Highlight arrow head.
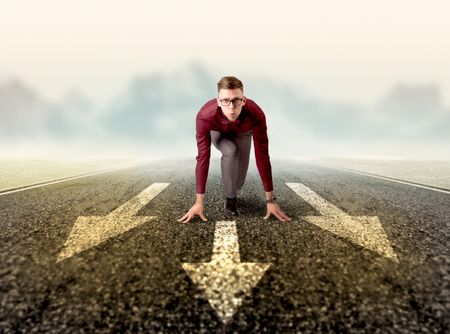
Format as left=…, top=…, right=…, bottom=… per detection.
left=304, top=215, right=398, bottom=262
left=57, top=215, right=155, bottom=262
left=182, top=261, right=271, bottom=323
left=57, top=182, right=169, bottom=262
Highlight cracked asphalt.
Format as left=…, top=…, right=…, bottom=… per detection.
left=0, top=159, right=449, bottom=333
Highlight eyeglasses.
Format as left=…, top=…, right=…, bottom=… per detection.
left=219, top=98, right=244, bottom=106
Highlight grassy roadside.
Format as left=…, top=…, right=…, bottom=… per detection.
left=0, top=158, right=140, bottom=191
left=316, top=158, right=450, bottom=190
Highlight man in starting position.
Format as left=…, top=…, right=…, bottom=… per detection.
left=178, top=76, right=291, bottom=223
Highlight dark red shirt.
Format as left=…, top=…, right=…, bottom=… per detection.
left=195, top=98, right=273, bottom=194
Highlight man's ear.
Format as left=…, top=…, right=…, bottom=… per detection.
left=242, top=96, right=247, bottom=106
left=217, top=97, right=221, bottom=105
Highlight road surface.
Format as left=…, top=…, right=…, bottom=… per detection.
left=0, top=159, right=448, bottom=333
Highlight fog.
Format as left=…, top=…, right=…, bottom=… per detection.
left=1, top=62, right=448, bottom=160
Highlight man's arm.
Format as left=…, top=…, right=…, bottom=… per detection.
left=265, top=191, right=275, bottom=201
left=178, top=117, right=211, bottom=224
left=251, top=103, right=291, bottom=221
left=195, top=193, right=205, bottom=205
left=252, top=108, right=274, bottom=193
left=195, top=117, right=212, bottom=194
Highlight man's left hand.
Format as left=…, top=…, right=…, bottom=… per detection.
left=263, top=203, right=292, bottom=222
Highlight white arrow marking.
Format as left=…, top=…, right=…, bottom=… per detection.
left=286, top=183, right=398, bottom=262
left=182, top=221, right=271, bottom=324
left=57, top=183, right=170, bottom=262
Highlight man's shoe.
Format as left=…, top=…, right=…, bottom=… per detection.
left=225, top=197, right=238, bottom=216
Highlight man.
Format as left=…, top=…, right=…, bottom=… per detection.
left=178, top=76, right=291, bottom=223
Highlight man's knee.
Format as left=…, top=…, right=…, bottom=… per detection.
left=221, top=142, right=239, bottom=159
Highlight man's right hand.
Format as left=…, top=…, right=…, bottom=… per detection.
left=177, top=202, right=208, bottom=224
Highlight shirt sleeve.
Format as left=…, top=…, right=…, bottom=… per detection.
left=252, top=109, right=274, bottom=192
left=195, top=117, right=211, bottom=194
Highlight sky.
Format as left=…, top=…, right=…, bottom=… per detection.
left=1, top=0, right=449, bottom=107
left=0, top=0, right=449, bottom=160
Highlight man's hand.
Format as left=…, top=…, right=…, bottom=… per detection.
left=177, top=202, right=208, bottom=224
left=263, top=203, right=292, bottom=222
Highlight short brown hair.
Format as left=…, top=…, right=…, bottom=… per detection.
left=217, top=76, right=244, bottom=92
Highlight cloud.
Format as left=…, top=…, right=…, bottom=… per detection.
left=1, top=62, right=449, bottom=159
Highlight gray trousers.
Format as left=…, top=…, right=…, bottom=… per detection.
left=210, top=130, right=252, bottom=198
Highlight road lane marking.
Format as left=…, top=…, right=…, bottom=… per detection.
left=320, top=164, right=450, bottom=195
left=182, top=221, right=271, bottom=324
left=286, top=183, right=399, bottom=262
left=57, top=183, right=170, bottom=262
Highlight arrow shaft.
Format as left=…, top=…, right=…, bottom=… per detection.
left=107, top=183, right=169, bottom=218
left=211, top=221, right=240, bottom=263
left=286, top=183, right=346, bottom=217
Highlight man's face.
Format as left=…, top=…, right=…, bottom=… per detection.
left=217, top=88, right=247, bottom=122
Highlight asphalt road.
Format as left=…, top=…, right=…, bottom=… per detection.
left=0, top=159, right=449, bottom=333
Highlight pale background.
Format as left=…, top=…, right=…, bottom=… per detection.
left=1, top=0, right=449, bottom=160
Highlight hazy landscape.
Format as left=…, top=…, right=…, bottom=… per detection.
left=1, top=62, right=449, bottom=160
